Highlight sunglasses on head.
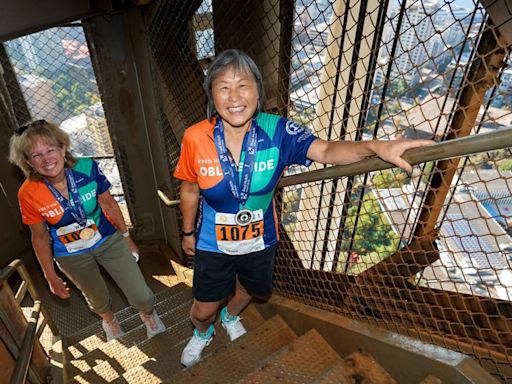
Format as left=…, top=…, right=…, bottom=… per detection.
left=15, top=119, right=46, bottom=136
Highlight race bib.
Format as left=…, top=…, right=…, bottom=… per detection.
left=215, top=209, right=265, bottom=255
left=56, top=219, right=102, bottom=253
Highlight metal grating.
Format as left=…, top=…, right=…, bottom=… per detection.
left=2, top=25, right=132, bottom=226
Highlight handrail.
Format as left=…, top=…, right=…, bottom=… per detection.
left=158, top=127, right=512, bottom=203
left=278, top=127, right=512, bottom=187
left=1, top=259, right=58, bottom=384
left=0, top=259, right=23, bottom=284
left=10, top=301, right=41, bottom=384
left=0, top=260, right=59, bottom=335
left=157, top=189, right=180, bottom=207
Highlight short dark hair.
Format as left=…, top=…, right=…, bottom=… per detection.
left=203, top=49, right=265, bottom=120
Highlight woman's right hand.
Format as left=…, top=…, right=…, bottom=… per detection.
left=47, top=275, right=71, bottom=299
left=182, top=235, right=196, bottom=256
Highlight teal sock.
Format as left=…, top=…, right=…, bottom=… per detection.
left=221, top=306, right=237, bottom=323
left=194, top=324, right=214, bottom=339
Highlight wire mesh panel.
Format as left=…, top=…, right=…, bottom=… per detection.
left=147, top=0, right=512, bottom=380
left=2, top=25, right=131, bottom=225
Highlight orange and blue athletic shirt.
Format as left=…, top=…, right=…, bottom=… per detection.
left=173, top=112, right=318, bottom=255
left=18, top=158, right=116, bottom=257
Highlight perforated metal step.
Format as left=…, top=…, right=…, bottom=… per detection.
left=65, top=283, right=190, bottom=347
left=64, top=284, right=192, bottom=382
left=313, top=349, right=397, bottom=384
left=236, top=328, right=342, bottom=384
left=113, top=304, right=267, bottom=384
left=68, top=298, right=193, bottom=382
left=164, top=315, right=297, bottom=384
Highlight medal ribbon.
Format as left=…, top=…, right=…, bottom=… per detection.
left=213, top=117, right=258, bottom=206
left=45, top=168, right=87, bottom=227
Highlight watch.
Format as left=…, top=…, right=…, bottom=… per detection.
left=122, top=231, right=130, bottom=238
left=182, top=230, right=195, bottom=237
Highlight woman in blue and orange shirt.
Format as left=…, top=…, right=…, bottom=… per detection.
left=174, top=49, right=433, bottom=367
left=9, top=120, right=166, bottom=341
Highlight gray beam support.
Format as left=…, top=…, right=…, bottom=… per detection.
left=83, top=8, right=168, bottom=242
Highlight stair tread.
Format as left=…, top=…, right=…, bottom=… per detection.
left=313, top=362, right=353, bottom=384
left=64, top=287, right=192, bottom=378
left=65, top=283, right=191, bottom=346
left=314, top=349, right=397, bottom=384
left=236, top=329, right=342, bottom=384
left=67, top=298, right=193, bottom=382
left=72, top=301, right=266, bottom=383
left=65, top=284, right=192, bottom=362
left=115, top=312, right=289, bottom=384
left=66, top=283, right=189, bottom=346
left=168, top=314, right=297, bottom=384
left=418, top=374, right=442, bottom=384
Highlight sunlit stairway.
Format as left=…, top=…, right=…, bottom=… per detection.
left=60, top=282, right=409, bottom=384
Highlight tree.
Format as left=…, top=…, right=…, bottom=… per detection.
left=372, top=169, right=409, bottom=188
left=421, top=161, right=435, bottom=184
left=341, top=194, right=399, bottom=256
left=498, top=159, right=512, bottom=172
left=53, top=73, right=95, bottom=117
left=388, top=79, right=408, bottom=98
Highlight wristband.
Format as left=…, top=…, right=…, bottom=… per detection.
left=182, top=230, right=195, bottom=237
left=122, top=231, right=130, bottom=238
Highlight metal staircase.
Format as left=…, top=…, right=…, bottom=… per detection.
left=60, top=283, right=460, bottom=384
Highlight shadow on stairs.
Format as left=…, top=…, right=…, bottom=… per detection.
left=55, top=283, right=495, bottom=384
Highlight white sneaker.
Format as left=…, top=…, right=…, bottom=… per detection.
left=220, top=307, right=247, bottom=341
left=140, top=309, right=166, bottom=339
left=102, top=317, right=125, bottom=341
left=180, top=326, right=214, bottom=367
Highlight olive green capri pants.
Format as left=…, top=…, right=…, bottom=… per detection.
left=54, top=231, right=155, bottom=315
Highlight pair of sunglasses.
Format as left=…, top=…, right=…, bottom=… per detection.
left=15, top=119, right=46, bottom=136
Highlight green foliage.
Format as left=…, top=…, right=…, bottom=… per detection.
left=421, top=161, right=435, bottom=184
left=53, top=73, right=95, bottom=116
left=389, top=79, right=408, bottom=98
left=341, top=193, right=400, bottom=258
left=372, top=169, right=409, bottom=188
left=289, top=108, right=315, bottom=126
left=498, top=159, right=512, bottom=171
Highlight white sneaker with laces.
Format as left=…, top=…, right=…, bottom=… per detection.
left=102, top=317, right=125, bottom=341
left=221, top=307, right=247, bottom=341
left=140, top=309, right=166, bottom=339
left=180, top=326, right=214, bottom=367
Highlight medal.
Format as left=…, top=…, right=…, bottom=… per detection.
left=79, top=227, right=95, bottom=240
left=213, top=117, right=258, bottom=206
left=45, top=168, right=87, bottom=227
left=235, top=209, right=253, bottom=226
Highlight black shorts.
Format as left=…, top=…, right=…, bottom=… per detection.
left=192, top=244, right=278, bottom=302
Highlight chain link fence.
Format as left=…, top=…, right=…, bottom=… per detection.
left=1, top=24, right=131, bottom=226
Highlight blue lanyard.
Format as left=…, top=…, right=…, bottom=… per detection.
left=44, top=168, right=87, bottom=227
left=213, top=117, right=258, bottom=206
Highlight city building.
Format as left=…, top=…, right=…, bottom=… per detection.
left=18, top=73, right=60, bottom=122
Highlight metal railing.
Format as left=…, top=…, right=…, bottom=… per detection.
left=158, top=127, right=512, bottom=204
left=0, top=259, right=59, bottom=384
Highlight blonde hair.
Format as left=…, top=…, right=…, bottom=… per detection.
left=9, top=120, right=77, bottom=180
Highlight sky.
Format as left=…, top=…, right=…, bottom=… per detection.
left=449, top=0, right=479, bottom=8
left=393, top=0, right=479, bottom=8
